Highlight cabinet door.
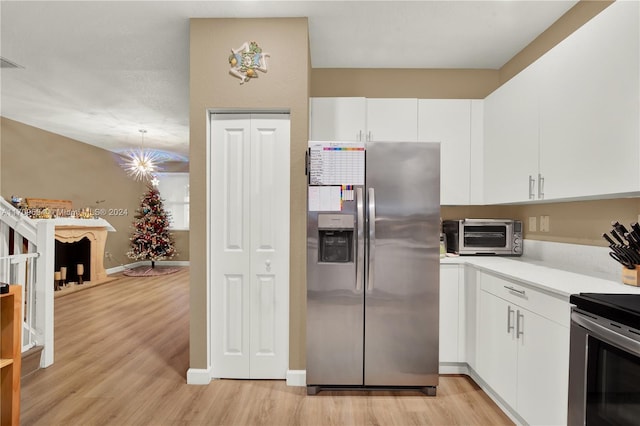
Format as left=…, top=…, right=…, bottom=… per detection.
left=483, top=63, right=541, bottom=204
left=469, top=100, right=484, bottom=205
left=538, top=1, right=640, bottom=200
left=463, top=266, right=479, bottom=368
left=439, top=264, right=460, bottom=363
left=366, top=98, right=418, bottom=142
left=477, top=290, right=517, bottom=408
left=309, top=97, right=366, bottom=141
left=516, top=308, right=570, bottom=426
left=419, top=99, right=471, bottom=205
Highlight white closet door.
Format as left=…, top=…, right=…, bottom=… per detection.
left=210, top=113, right=290, bottom=379
left=249, top=114, right=290, bottom=379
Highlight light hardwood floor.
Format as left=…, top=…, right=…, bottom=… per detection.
left=21, top=268, right=513, bottom=425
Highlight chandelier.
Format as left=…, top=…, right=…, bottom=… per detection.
left=123, top=129, right=160, bottom=181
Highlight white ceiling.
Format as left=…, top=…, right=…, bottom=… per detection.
left=0, top=0, right=578, bottom=162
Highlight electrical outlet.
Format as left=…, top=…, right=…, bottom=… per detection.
left=529, top=216, right=537, bottom=232
left=540, top=215, right=550, bottom=232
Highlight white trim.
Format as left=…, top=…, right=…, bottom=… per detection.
left=286, top=370, right=306, bottom=387
left=106, top=261, right=146, bottom=275
left=204, top=109, right=212, bottom=384
left=187, top=367, right=212, bottom=385
left=106, top=260, right=190, bottom=275
left=466, top=366, right=526, bottom=425
left=438, top=363, right=469, bottom=375
left=35, top=221, right=55, bottom=367
left=154, top=260, right=190, bottom=267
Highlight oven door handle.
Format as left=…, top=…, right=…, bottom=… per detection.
left=572, top=311, right=640, bottom=357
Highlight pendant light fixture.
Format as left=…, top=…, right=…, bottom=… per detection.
left=123, top=129, right=160, bottom=181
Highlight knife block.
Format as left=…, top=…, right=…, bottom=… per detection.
left=621, top=266, right=640, bottom=286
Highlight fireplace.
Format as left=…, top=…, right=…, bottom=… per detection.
left=54, top=225, right=109, bottom=283
left=55, top=238, right=91, bottom=283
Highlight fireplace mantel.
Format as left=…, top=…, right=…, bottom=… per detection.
left=35, top=218, right=115, bottom=283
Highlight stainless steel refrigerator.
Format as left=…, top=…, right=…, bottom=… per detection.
left=306, top=140, right=440, bottom=395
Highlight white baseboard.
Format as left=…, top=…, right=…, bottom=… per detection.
left=188, top=368, right=303, bottom=386
left=106, top=261, right=145, bottom=275
left=106, top=260, right=190, bottom=275
left=187, top=367, right=212, bottom=385
left=156, top=260, right=190, bottom=266
left=439, top=363, right=469, bottom=375
left=466, top=366, right=525, bottom=425
left=286, top=370, right=306, bottom=387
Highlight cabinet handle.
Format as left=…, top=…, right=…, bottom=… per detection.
left=538, top=173, right=545, bottom=200
left=516, top=310, right=524, bottom=338
left=368, top=131, right=372, bottom=142
left=504, top=285, right=526, bottom=296
left=507, top=305, right=514, bottom=334
left=358, top=130, right=363, bottom=141
left=528, top=175, right=536, bottom=200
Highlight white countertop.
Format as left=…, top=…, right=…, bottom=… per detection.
left=441, top=255, right=640, bottom=299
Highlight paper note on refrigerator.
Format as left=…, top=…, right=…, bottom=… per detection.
left=308, top=186, right=342, bottom=211
left=308, top=142, right=365, bottom=186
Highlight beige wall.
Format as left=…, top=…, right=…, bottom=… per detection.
left=499, top=0, right=613, bottom=85
left=311, top=69, right=499, bottom=99
left=189, top=18, right=309, bottom=370
left=311, top=0, right=612, bottom=99
left=0, top=117, right=190, bottom=267
left=515, top=199, right=640, bottom=246
left=444, top=198, right=640, bottom=247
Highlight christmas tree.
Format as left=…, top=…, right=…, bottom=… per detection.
left=127, top=185, right=176, bottom=267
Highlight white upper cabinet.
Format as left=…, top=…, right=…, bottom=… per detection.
left=309, top=97, right=418, bottom=142
left=366, top=98, right=418, bottom=142
left=469, top=101, right=484, bottom=205
left=538, top=0, right=640, bottom=200
left=309, top=97, right=366, bottom=141
left=419, top=99, right=474, bottom=205
left=309, top=97, right=482, bottom=205
left=483, top=0, right=639, bottom=204
left=483, top=61, right=541, bottom=204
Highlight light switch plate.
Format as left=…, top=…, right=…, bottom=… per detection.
left=529, top=216, right=537, bottom=232
left=540, top=215, right=550, bottom=232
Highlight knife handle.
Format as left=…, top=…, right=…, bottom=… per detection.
left=603, top=233, right=617, bottom=246
left=625, top=232, right=640, bottom=248
left=611, top=230, right=625, bottom=245
left=613, top=221, right=630, bottom=236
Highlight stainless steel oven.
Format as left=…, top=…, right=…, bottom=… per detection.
left=568, top=293, right=640, bottom=425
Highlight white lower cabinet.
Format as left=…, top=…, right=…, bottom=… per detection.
left=477, top=290, right=518, bottom=406
left=439, top=264, right=463, bottom=366
left=476, top=271, right=570, bottom=426
left=516, top=305, right=570, bottom=426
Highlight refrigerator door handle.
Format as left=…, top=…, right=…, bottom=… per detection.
left=367, top=187, right=376, bottom=292
left=356, top=187, right=364, bottom=292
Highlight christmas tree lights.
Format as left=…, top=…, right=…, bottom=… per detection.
left=127, top=185, right=176, bottom=267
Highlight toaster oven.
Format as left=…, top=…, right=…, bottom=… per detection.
left=442, top=219, right=523, bottom=256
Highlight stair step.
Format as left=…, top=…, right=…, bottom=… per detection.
left=21, top=345, right=43, bottom=378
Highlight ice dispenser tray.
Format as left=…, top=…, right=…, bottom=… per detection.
left=318, top=214, right=354, bottom=263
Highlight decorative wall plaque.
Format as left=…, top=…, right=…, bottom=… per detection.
left=228, top=41, right=270, bottom=84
